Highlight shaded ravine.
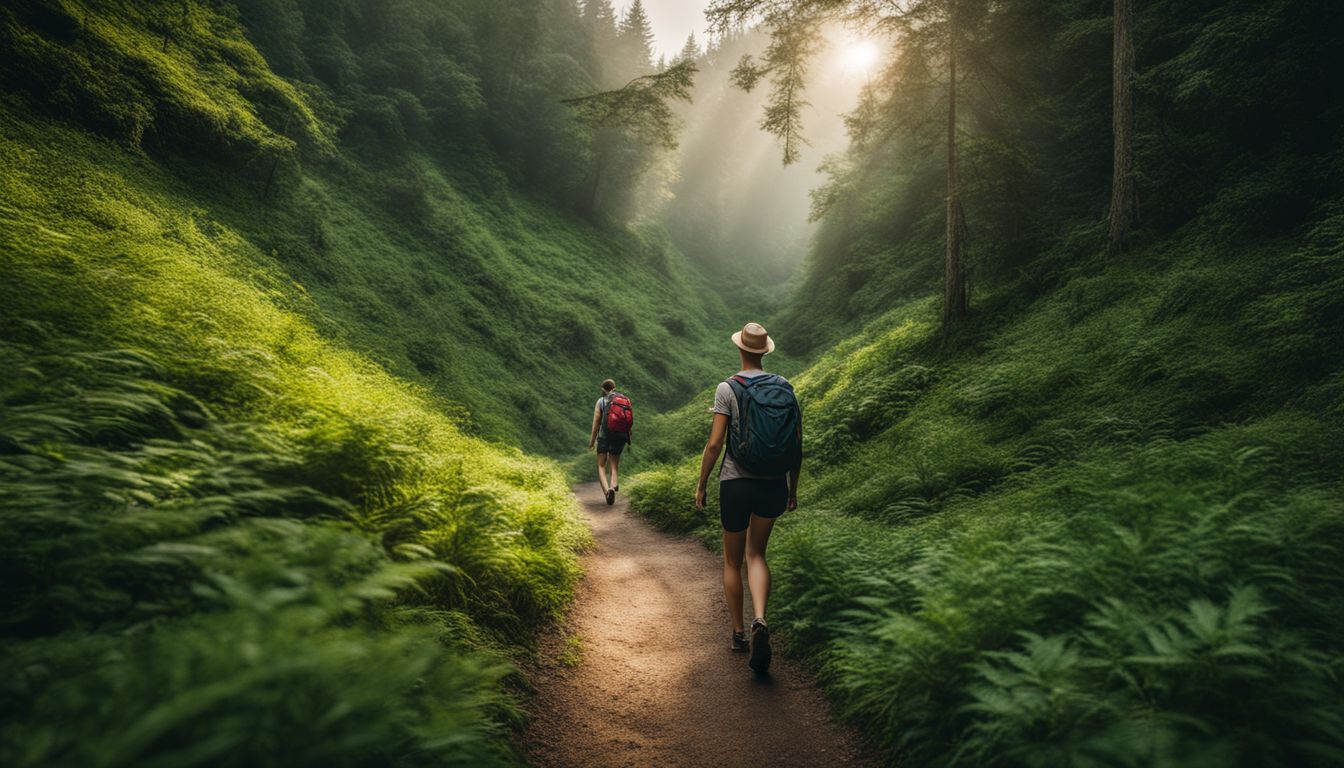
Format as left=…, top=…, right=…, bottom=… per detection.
left=524, top=483, right=869, bottom=768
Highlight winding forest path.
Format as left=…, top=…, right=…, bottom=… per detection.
left=524, top=483, right=869, bottom=768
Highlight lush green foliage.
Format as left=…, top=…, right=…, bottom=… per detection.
left=0, top=235, right=584, bottom=767
left=6, top=0, right=1344, bottom=765
left=1, top=0, right=736, bottom=455
left=0, top=0, right=728, bottom=763
left=0, top=341, right=542, bottom=768
left=628, top=2, right=1344, bottom=763
left=632, top=226, right=1344, bottom=764
left=0, top=0, right=331, bottom=157
left=0, top=96, right=602, bottom=756
left=625, top=458, right=718, bottom=545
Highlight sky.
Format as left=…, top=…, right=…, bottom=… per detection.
left=636, top=0, right=714, bottom=61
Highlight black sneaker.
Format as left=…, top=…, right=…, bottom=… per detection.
left=731, top=630, right=749, bottom=653
left=748, top=619, right=772, bottom=673
left=605, top=488, right=615, bottom=505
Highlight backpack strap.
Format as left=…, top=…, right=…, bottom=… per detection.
left=732, top=373, right=781, bottom=388
left=723, top=376, right=757, bottom=466
left=617, top=392, right=632, bottom=445
left=720, top=378, right=742, bottom=472
left=726, top=376, right=748, bottom=416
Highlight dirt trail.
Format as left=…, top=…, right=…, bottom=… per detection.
left=524, top=483, right=869, bottom=768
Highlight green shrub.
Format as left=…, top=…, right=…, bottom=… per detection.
left=625, top=458, right=719, bottom=540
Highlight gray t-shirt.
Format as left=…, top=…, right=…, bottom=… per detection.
left=713, top=370, right=789, bottom=481
left=595, top=395, right=609, bottom=438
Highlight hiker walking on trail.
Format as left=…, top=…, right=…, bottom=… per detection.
left=589, top=378, right=633, bottom=506
left=695, top=322, right=803, bottom=674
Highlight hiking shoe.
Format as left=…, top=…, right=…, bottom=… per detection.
left=605, top=488, right=615, bottom=506
left=748, top=619, right=772, bottom=673
left=731, top=630, right=749, bottom=653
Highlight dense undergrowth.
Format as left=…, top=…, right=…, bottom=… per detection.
left=0, top=109, right=598, bottom=760
left=0, top=0, right=723, bottom=764
left=0, top=212, right=587, bottom=767
left=629, top=222, right=1344, bottom=765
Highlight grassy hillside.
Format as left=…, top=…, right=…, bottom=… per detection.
left=1, top=104, right=589, bottom=764
left=0, top=0, right=734, bottom=455
left=0, top=1, right=727, bottom=764
left=160, top=139, right=730, bottom=455
left=628, top=223, right=1344, bottom=763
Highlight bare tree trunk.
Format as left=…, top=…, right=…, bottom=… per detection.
left=942, top=0, right=967, bottom=328
left=1108, top=0, right=1136, bottom=254
left=585, top=147, right=607, bottom=216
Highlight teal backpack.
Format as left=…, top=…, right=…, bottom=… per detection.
left=725, top=374, right=802, bottom=476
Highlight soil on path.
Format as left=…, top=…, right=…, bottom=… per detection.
left=524, top=483, right=869, bottom=768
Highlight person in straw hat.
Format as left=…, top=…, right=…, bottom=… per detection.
left=695, top=322, right=802, bottom=674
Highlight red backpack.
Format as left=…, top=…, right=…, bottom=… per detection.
left=604, top=392, right=634, bottom=434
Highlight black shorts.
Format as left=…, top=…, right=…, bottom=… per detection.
left=719, top=477, right=788, bottom=533
left=597, top=432, right=627, bottom=456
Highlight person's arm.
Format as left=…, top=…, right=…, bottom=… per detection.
left=588, top=402, right=601, bottom=450
left=695, top=413, right=729, bottom=510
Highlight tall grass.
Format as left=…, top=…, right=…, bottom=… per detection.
left=0, top=326, right=587, bottom=766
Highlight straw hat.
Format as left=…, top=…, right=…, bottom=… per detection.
left=731, top=322, right=775, bottom=355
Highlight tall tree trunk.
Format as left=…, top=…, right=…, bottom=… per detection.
left=942, top=0, right=967, bottom=327
left=1108, top=0, right=1136, bottom=254
left=585, top=147, right=607, bottom=217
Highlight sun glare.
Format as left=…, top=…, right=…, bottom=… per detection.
left=842, top=40, right=881, bottom=74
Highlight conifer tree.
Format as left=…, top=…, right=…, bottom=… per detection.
left=581, top=0, right=617, bottom=33
left=582, top=0, right=621, bottom=85
left=618, top=0, right=656, bottom=75
left=679, top=31, right=701, bottom=63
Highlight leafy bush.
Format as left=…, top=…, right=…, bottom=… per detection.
left=625, top=458, right=719, bottom=540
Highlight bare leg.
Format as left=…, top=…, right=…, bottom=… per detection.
left=609, top=453, right=621, bottom=490
left=596, top=453, right=609, bottom=493
left=722, top=529, right=747, bottom=633
left=745, top=515, right=777, bottom=623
